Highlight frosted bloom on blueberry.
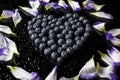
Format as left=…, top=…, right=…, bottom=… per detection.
left=7, top=66, right=41, bottom=80
left=82, top=0, right=104, bottom=11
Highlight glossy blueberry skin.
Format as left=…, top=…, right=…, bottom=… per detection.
left=30, top=33, right=38, bottom=40
left=51, top=44, right=58, bottom=51
left=58, top=39, right=65, bottom=46
left=62, top=44, right=68, bottom=50
left=66, top=47, right=74, bottom=54
left=51, top=52, right=59, bottom=60
left=66, top=39, right=74, bottom=46
left=35, top=28, right=41, bottom=33
left=39, top=43, right=46, bottom=52
left=44, top=48, right=51, bottom=55
left=47, top=39, right=55, bottom=47
left=61, top=51, right=68, bottom=58
left=57, top=47, right=64, bottom=53
left=34, top=38, right=42, bottom=47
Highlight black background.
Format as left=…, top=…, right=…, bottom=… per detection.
left=0, top=0, right=120, bottom=80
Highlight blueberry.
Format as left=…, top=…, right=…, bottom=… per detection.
left=47, top=39, right=55, bottom=46
left=57, top=47, right=63, bottom=53
left=79, top=16, right=84, bottom=21
left=66, top=25, right=71, bottom=30
left=51, top=18, right=57, bottom=23
left=73, top=44, right=79, bottom=50
left=62, top=44, right=68, bottom=50
left=39, top=43, right=46, bottom=52
left=51, top=52, right=59, bottom=60
left=44, top=48, right=51, bottom=55
left=41, top=28, right=47, bottom=35
left=51, top=23, right=55, bottom=28
left=74, top=31, right=81, bottom=36
left=73, top=13, right=79, bottom=18
left=72, top=24, right=77, bottom=30
left=49, top=33, right=56, bottom=39
left=74, top=19, right=79, bottom=23
left=46, top=25, right=51, bottom=30
left=76, top=22, right=82, bottom=27
left=83, top=19, right=89, bottom=25
left=68, top=17, right=73, bottom=22
left=48, top=15, right=53, bottom=20
left=31, top=33, right=38, bottom=40
left=42, top=36, right=48, bottom=43
left=43, top=14, right=48, bottom=18
left=29, top=29, right=35, bottom=35
left=37, top=15, right=42, bottom=19
left=61, top=51, right=68, bottom=58
left=84, top=32, right=90, bottom=40
left=68, top=31, right=74, bottom=35
left=57, top=34, right=63, bottom=39
left=62, top=16, right=65, bottom=19
left=28, top=21, right=33, bottom=26
left=33, top=23, right=38, bottom=29
left=74, top=36, right=81, bottom=41
left=66, top=47, right=74, bottom=54
left=32, top=18, right=37, bottom=23
left=35, top=28, right=41, bottom=33
left=49, top=29, right=55, bottom=34
left=76, top=40, right=83, bottom=47
left=34, top=38, right=42, bottom=46
left=54, top=27, right=60, bottom=32
left=57, top=57, right=63, bottom=63
left=39, top=33, right=44, bottom=38
left=64, top=21, right=69, bottom=26
left=66, top=39, right=74, bottom=46
left=48, top=21, right=52, bottom=25
left=41, top=22, right=47, bottom=28
left=66, top=13, right=72, bottom=18
left=70, top=21, right=75, bottom=24
left=58, top=39, right=65, bottom=46
left=77, top=27, right=84, bottom=33
left=62, top=29, right=68, bottom=35
left=51, top=44, right=58, bottom=51
left=36, top=20, right=41, bottom=25
left=27, top=25, right=33, bottom=30
left=60, top=25, right=65, bottom=29
left=85, top=24, right=92, bottom=32
left=65, top=34, right=72, bottom=39
left=56, top=21, right=61, bottom=25
left=81, top=36, right=84, bottom=41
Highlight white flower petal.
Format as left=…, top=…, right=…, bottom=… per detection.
left=0, top=25, right=15, bottom=35
left=0, top=10, right=14, bottom=19
left=82, top=0, right=104, bottom=11
left=68, top=0, right=81, bottom=11
left=59, top=76, right=79, bottom=80
left=19, top=6, right=38, bottom=16
left=93, top=22, right=106, bottom=32
left=40, top=0, right=50, bottom=4
left=0, top=34, right=7, bottom=48
left=45, top=66, right=57, bottom=80
left=107, top=47, right=120, bottom=63
left=29, top=0, right=40, bottom=9
left=12, top=9, right=22, bottom=27
left=108, top=29, right=120, bottom=37
left=90, top=11, right=113, bottom=20
left=79, top=57, right=96, bottom=79
left=5, top=37, right=19, bottom=55
left=96, top=63, right=115, bottom=80
left=7, top=66, right=31, bottom=79
left=111, top=37, right=120, bottom=46
left=58, top=0, right=69, bottom=9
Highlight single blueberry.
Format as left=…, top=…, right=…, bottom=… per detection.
left=51, top=52, right=59, bottom=60
left=44, top=48, right=51, bottom=55
left=39, top=43, right=46, bottom=52
left=30, top=33, right=38, bottom=40
left=35, top=28, right=41, bottom=33
left=51, top=44, right=58, bottom=51
left=61, top=51, right=68, bottom=58
left=42, top=36, right=48, bottom=43
left=47, top=39, right=55, bottom=46
left=58, top=39, right=65, bottom=46
left=34, top=38, right=42, bottom=47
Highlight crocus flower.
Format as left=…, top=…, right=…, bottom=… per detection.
left=45, top=66, right=57, bottom=80
left=67, top=0, right=81, bottom=11
left=0, top=9, right=22, bottom=27
left=0, top=34, right=19, bottom=61
left=19, top=0, right=40, bottom=16
left=82, top=0, right=104, bottom=11
left=7, top=65, right=41, bottom=80
left=90, top=11, right=113, bottom=20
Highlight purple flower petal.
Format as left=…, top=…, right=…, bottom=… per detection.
left=0, top=10, right=14, bottom=19
left=39, top=0, right=50, bottom=5
left=105, top=32, right=114, bottom=41
left=90, top=11, right=113, bottom=20
left=108, top=29, right=120, bottom=37
left=27, top=72, right=41, bottom=80
left=45, top=2, right=61, bottom=10
left=0, top=47, right=8, bottom=56
left=93, top=22, right=106, bottom=32
left=12, top=9, right=22, bottom=27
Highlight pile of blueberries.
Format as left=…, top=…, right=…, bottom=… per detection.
left=27, top=13, right=92, bottom=64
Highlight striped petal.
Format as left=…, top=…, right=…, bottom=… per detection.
left=108, top=29, right=120, bottom=37
left=59, top=76, right=79, bottom=80
left=45, top=66, right=57, bottom=80
left=0, top=10, right=14, bottom=19
left=58, top=0, right=69, bottom=9
left=7, top=66, right=31, bottom=79
left=93, top=22, right=106, bottom=32
left=0, top=25, right=15, bottom=35
left=79, top=57, right=97, bottom=79
left=82, top=0, right=104, bottom=11
left=29, top=0, right=40, bottom=9
left=68, top=0, right=81, bottom=11
left=90, top=12, right=113, bottom=20
left=12, top=9, right=22, bottom=27
left=19, top=6, right=38, bottom=16
left=107, top=47, right=120, bottom=64
left=96, top=63, right=116, bottom=80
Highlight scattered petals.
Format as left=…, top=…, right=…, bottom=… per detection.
left=90, top=11, right=113, bottom=20
left=0, top=25, right=15, bottom=35
left=93, top=22, right=106, bottom=32
left=12, top=9, right=22, bottom=27
left=0, top=10, right=14, bottom=19
left=108, top=29, right=120, bottom=37
left=82, top=0, right=104, bottom=11
left=107, top=47, right=120, bottom=64
left=58, top=0, right=69, bottom=9
left=45, top=66, right=57, bottom=80
left=68, top=0, right=81, bottom=11
left=79, top=57, right=97, bottom=79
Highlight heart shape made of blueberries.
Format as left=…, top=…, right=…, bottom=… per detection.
left=27, top=13, right=92, bottom=64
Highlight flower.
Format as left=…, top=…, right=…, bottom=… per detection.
left=7, top=65, right=41, bottom=80
left=0, top=9, right=22, bottom=27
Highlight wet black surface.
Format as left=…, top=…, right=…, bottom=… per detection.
left=0, top=0, right=120, bottom=80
